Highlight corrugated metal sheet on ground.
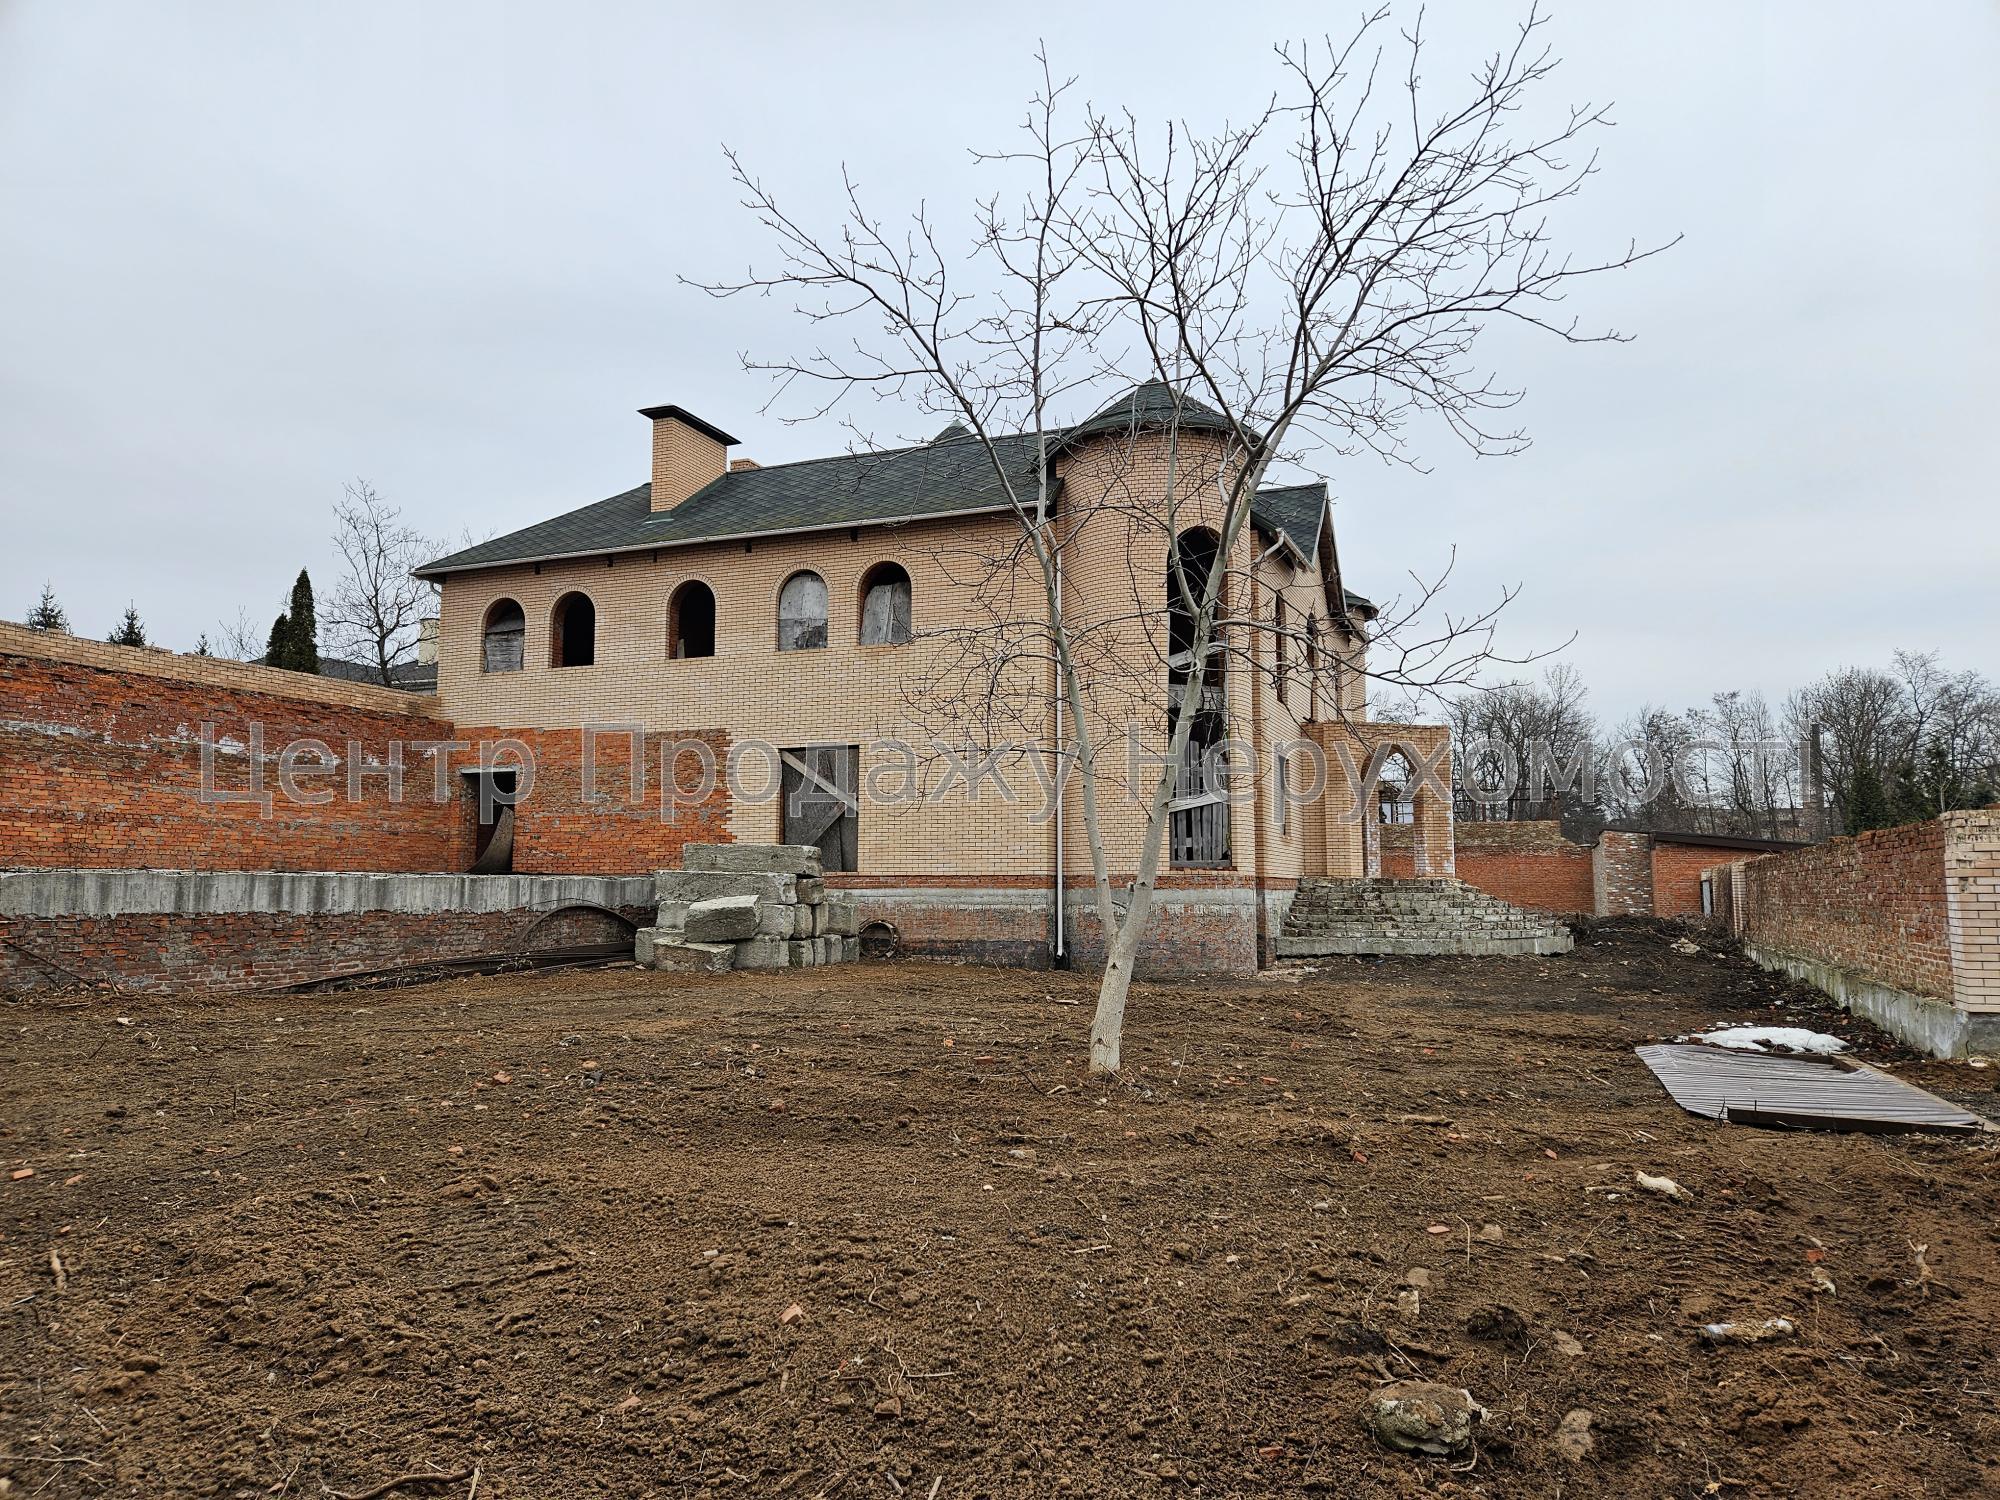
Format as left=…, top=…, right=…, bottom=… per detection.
left=1636, top=1043, right=1989, bottom=1136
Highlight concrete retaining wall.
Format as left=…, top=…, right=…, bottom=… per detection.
left=1743, top=941, right=1999, bottom=1060
left=0, top=869, right=654, bottom=997
left=829, top=879, right=1266, bottom=976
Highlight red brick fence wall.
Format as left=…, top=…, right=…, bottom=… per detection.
left=1731, top=821, right=1953, bottom=999
left=1705, top=810, right=2000, bottom=1058
left=1383, top=821, right=1594, bottom=913
left=0, top=624, right=730, bottom=877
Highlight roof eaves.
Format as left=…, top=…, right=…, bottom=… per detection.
left=413, top=502, right=1024, bottom=579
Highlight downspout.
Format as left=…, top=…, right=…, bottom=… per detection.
left=1052, top=553, right=1066, bottom=965
left=1249, top=552, right=1269, bottom=967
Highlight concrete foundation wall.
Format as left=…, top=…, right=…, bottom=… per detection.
left=831, top=877, right=1266, bottom=976
left=1742, top=941, right=1999, bottom=1060
left=0, top=870, right=654, bottom=997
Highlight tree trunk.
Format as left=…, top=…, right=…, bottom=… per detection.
left=1088, top=887, right=1154, bottom=1075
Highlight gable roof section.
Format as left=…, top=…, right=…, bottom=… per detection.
left=1249, top=481, right=1324, bottom=560
left=1248, top=481, right=1373, bottom=618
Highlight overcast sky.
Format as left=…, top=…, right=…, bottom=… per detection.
left=2, top=1, right=1994, bottom=725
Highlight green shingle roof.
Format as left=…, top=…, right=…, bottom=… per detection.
left=1059, top=379, right=1239, bottom=446
left=415, top=384, right=1346, bottom=587
left=417, top=429, right=1052, bottom=578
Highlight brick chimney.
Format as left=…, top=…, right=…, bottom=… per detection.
left=639, top=405, right=739, bottom=512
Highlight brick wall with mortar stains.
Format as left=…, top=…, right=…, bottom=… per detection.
left=0, top=628, right=733, bottom=879
left=1728, top=820, right=1953, bottom=999
left=0, top=627, right=467, bottom=872
left=1592, top=831, right=1654, bottom=918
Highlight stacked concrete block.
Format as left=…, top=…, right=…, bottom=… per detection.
left=635, top=845, right=861, bottom=971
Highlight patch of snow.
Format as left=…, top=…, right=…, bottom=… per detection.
left=1692, top=1025, right=1850, bottom=1056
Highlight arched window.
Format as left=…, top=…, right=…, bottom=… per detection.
left=481, top=599, right=525, bottom=673
left=858, top=562, right=912, bottom=645
left=777, top=571, right=828, bottom=651
left=668, top=580, right=716, bottom=659
left=1166, top=528, right=1221, bottom=663
left=1167, top=528, right=1229, bottom=867
left=550, top=592, right=596, bottom=668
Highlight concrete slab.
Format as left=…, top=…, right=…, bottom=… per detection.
left=684, top=894, right=761, bottom=943
left=654, top=871, right=799, bottom=907
left=648, top=940, right=736, bottom=974
left=684, top=844, right=823, bottom=877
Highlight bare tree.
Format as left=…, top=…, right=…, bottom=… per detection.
left=1405, top=664, right=1597, bottom=825
left=325, top=480, right=440, bottom=687
left=699, top=6, right=1666, bottom=1073
left=1787, top=666, right=1908, bottom=832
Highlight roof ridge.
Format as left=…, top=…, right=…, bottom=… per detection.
left=670, top=427, right=1043, bottom=486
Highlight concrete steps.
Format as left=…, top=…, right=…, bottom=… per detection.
left=1276, top=878, right=1573, bottom=958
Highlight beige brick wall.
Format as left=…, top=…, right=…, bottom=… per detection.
left=1944, top=807, right=2000, bottom=1013
left=435, top=511, right=1064, bottom=877
left=648, top=414, right=729, bottom=511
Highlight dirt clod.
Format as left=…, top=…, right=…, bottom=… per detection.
left=1367, top=1380, right=1484, bottom=1457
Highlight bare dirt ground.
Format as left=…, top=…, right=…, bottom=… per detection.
left=3, top=920, right=1998, bottom=1499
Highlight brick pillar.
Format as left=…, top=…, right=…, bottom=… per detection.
left=1592, top=831, right=1654, bottom=917
left=1943, top=808, right=2000, bottom=1015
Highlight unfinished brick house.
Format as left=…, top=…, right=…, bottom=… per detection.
left=1, top=383, right=1572, bottom=995
left=411, top=383, right=1535, bottom=972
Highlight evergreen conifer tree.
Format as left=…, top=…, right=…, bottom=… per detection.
left=286, top=570, right=319, bottom=674
left=108, top=603, right=147, bottom=648
left=25, top=583, right=67, bottom=632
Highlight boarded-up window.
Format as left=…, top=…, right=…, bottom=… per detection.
left=780, top=745, right=858, bottom=872
left=482, top=599, right=525, bottom=673
left=859, top=563, right=912, bottom=645
left=777, top=572, right=828, bottom=651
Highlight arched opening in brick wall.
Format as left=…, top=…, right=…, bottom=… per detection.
left=858, top=562, right=912, bottom=645
left=550, top=592, right=597, bottom=668
left=777, top=571, right=828, bottom=651
left=667, top=580, right=716, bottom=659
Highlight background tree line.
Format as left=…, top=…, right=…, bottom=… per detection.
left=1400, top=651, right=1999, bottom=841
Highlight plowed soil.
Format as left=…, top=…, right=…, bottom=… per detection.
left=3, top=920, right=1997, bottom=1498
